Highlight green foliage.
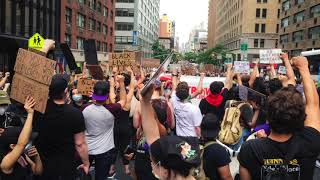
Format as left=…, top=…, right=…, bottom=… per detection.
left=152, top=41, right=170, bottom=62
left=184, top=52, right=197, bottom=61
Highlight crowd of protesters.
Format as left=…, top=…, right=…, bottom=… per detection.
left=0, top=39, right=320, bottom=180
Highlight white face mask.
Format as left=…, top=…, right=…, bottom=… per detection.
left=0, top=106, right=8, bottom=115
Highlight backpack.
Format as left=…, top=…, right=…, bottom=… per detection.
left=218, top=101, right=247, bottom=145
left=192, top=141, right=217, bottom=180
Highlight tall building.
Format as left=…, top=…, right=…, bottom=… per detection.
left=207, top=0, right=217, bottom=49
left=159, top=14, right=175, bottom=38
left=114, top=0, right=160, bottom=58
left=0, top=0, right=60, bottom=72
left=208, top=0, right=280, bottom=60
left=186, top=23, right=207, bottom=52
left=60, top=0, right=115, bottom=53
left=279, top=0, right=320, bottom=57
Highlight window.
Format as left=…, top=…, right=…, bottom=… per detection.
left=293, top=30, right=303, bottom=42
left=116, top=8, right=134, bottom=17
left=78, top=0, right=86, bottom=5
left=254, top=39, right=259, bottom=47
left=256, top=9, right=261, bottom=18
left=89, top=18, right=95, bottom=30
left=291, top=50, right=302, bottom=57
left=109, top=44, right=113, bottom=52
left=281, top=17, right=289, bottom=28
left=308, top=26, right=320, bottom=40
left=257, top=0, right=261, bottom=3
left=276, top=24, right=279, bottom=33
left=278, top=9, right=280, bottom=18
left=97, top=41, right=101, bottom=51
left=103, top=7, right=108, bottom=17
left=280, top=34, right=289, bottom=44
left=263, top=0, right=267, bottom=2
left=310, top=4, right=320, bottom=18
left=110, top=27, right=113, bottom=36
left=260, top=39, right=265, bottom=48
left=97, top=2, right=102, bottom=13
left=77, top=13, right=85, bottom=28
left=255, top=24, right=259, bottom=32
left=65, top=34, right=71, bottom=47
left=77, top=37, right=84, bottom=49
left=115, top=22, right=134, bottom=31
left=65, top=8, right=72, bottom=24
left=116, top=0, right=134, bottom=2
left=282, top=0, right=290, bottom=11
left=103, top=25, right=108, bottom=35
left=262, top=9, right=267, bottom=18
left=261, top=24, right=266, bottom=33
left=88, top=0, right=96, bottom=9
left=294, top=11, right=305, bottom=23
left=97, top=22, right=101, bottom=32
left=103, top=42, right=108, bottom=52
left=295, top=0, right=304, bottom=5
left=111, top=10, right=114, bottom=19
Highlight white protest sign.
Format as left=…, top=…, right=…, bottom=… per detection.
left=259, top=49, right=282, bottom=64
left=234, top=61, right=250, bottom=74
left=278, top=66, right=286, bottom=74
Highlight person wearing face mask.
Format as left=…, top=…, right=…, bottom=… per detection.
left=0, top=91, right=22, bottom=128
left=33, top=74, right=89, bottom=180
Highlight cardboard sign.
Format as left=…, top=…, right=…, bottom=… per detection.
left=109, top=52, right=136, bottom=66
left=84, top=39, right=99, bottom=65
left=11, top=74, right=49, bottom=113
left=142, top=58, right=161, bottom=68
left=234, top=61, right=250, bottom=74
left=259, top=49, right=282, bottom=64
left=28, top=33, right=44, bottom=51
left=278, top=66, right=286, bottom=74
left=77, top=78, right=96, bottom=96
left=86, top=65, right=104, bottom=80
left=201, top=64, right=214, bottom=73
left=60, top=43, right=79, bottom=72
left=14, top=48, right=56, bottom=85
left=181, top=64, right=197, bottom=75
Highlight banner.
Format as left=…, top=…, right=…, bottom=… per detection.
left=234, top=61, right=250, bottom=74
left=259, top=49, right=282, bottom=64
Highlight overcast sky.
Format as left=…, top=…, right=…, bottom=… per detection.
left=159, top=0, right=209, bottom=45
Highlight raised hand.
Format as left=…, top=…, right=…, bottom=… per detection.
left=24, top=96, right=36, bottom=114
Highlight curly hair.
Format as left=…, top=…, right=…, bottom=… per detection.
left=268, top=78, right=283, bottom=95
left=176, top=82, right=189, bottom=101
left=266, top=86, right=306, bottom=134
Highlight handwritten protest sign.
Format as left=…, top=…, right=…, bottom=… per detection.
left=14, top=48, right=56, bottom=85
left=181, top=64, right=197, bottom=75
left=234, top=61, right=250, bottom=74
left=11, top=74, right=50, bottom=113
left=238, top=85, right=248, bottom=101
left=259, top=49, right=282, bottom=64
left=278, top=66, right=286, bottom=74
left=77, top=78, right=96, bottom=96
left=11, top=49, right=56, bottom=113
left=109, top=52, right=135, bottom=66
left=142, top=58, right=160, bottom=68
left=86, top=65, right=104, bottom=80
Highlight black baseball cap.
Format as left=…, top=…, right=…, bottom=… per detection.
left=201, top=113, right=220, bottom=139
left=49, top=74, right=70, bottom=98
left=92, top=81, right=110, bottom=101
left=150, top=136, right=200, bottom=170
left=0, top=127, right=21, bottom=147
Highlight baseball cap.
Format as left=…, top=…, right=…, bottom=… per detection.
left=92, top=81, right=110, bottom=101
left=49, top=74, right=70, bottom=98
left=150, top=136, right=200, bottom=170
left=0, top=127, right=38, bottom=148
left=0, top=91, right=11, bottom=105
left=201, top=113, right=220, bottom=140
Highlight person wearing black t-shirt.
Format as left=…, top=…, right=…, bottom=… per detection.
left=199, top=65, right=233, bottom=122
left=201, top=113, right=232, bottom=180
left=238, top=56, right=320, bottom=180
left=34, top=74, right=89, bottom=180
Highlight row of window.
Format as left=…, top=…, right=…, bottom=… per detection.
left=253, top=39, right=265, bottom=48
left=76, top=0, right=113, bottom=18
left=282, top=0, right=304, bottom=11
left=115, top=22, right=134, bottom=31
left=257, top=0, right=267, bottom=3
left=115, top=36, right=134, bottom=44
left=281, top=5, right=320, bottom=28
left=116, top=0, right=134, bottom=2
left=71, top=36, right=113, bottom=51
left=116, top=8, right=134, bottom=17
left=280, top=26, right=320, bottom=44
left=75, top=13, right=113, bottom=35
left=256, top=8, right=267, bottom=18
left=255, top=23, right=266, bottom=33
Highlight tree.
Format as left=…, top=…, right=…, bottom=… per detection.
left=183, top=52, right=197, bottom=62
left=152, top=41, right=170, bottom=62
left=196, top=44, right=230, bottom=65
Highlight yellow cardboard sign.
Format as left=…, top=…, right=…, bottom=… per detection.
left=28, top=33, right=44, bottom=51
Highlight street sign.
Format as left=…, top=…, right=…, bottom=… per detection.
left=240, top=38, right=248, bottom=61
left=28, top=33, right=44, bottom=51
left=240, top=44, right=248, bottom=51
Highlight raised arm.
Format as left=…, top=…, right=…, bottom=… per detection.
left=249, top=61, right=259, bottom=88
left=1, top=97, right=35, bottom=174
left=191, top=73, right=205, bottom=99
left=109, top=76, right=116, bottom=104
left=172, top=68, right=179, bottom=92
left=236, top=73, right=243, bottom=86
left=292, top=56, right=320, bottom=132
left=124, top=67, right=136, bottom=111
left=140, top=86, right=160, bottom=145
left=224, top=64, right=233, bottom=90
left=280, top=53, right=296, bottom=86
left=0, top=72, right=9, bottom=89
left=269, top=63, right=277, bottom=79
left=117, top=75, right=127, bottom=108
left=135, top=68, right=145, bottom=89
